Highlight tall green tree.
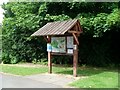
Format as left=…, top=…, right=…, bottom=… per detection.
left=2, top=2, right=120, bottom=66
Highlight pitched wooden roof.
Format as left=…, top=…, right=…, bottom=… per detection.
left=31, top=19, right=82, bottom=36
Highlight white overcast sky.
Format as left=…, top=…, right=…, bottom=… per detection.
left=0, top=0, right=9, bottom=24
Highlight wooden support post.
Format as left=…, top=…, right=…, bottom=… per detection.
left=48, top=52, right=52, bottom=73
left=73, top=36, right=78, bottom=77
left=47, top=36, right=52, bottom=74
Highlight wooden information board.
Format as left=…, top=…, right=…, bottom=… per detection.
left=47, top=36, right=74, bottom=54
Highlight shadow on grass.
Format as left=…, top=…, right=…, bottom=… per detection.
left=55, top=67, right=110, bottom=77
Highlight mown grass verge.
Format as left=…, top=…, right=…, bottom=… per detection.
left=0, top=64, right=118, bottom=88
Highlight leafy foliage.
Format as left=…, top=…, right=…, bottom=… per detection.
left=2, top=2, right=120, bottom=66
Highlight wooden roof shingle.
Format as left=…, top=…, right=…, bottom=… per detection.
left=31, top=19, right=82, bottom=36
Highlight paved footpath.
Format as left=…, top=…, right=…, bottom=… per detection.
left=1, top=73, right=78, bottom=88
left=24, top=73, right=77, bottom=87
left=0, top=73, right=2, bottom=89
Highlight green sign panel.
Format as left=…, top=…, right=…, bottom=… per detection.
left=49, top=36, right=73, bottom=54
left=51, top=37, right=66, bottom=53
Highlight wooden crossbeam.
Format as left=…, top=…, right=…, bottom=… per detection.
left=72, top=33, right=79, bottom=45
left=68, top=31, right=81, bottom=34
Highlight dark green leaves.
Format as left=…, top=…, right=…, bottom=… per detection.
left=2, top=2, right=120, bottom=66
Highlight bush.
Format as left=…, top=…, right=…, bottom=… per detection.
left=2, top=2, right=119, bottom=67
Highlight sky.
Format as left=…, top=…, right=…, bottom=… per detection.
left=0, top=0, right=8, bottom=24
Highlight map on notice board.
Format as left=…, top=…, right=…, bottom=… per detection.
left=51, top=37, right=66, bottom=53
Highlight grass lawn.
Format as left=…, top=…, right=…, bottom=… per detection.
left=70, top=72, right=118, bottom=88
left=53, top=66, right=118, bottom=88
left=0, top=64, right=48, bottom=76
left=0, top=64, right=119, bottom=88
left=0, top=33, right=1, bottom=60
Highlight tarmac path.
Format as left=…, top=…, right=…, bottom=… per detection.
left=0, top=73, right=77, bottom=88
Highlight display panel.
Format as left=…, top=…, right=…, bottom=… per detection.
left=51, top=37, right=66, bottom=53
left=50, top=36, right=74, bottom=54
left=67, top=36, right=73, bottom=48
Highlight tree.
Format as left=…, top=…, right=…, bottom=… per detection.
left=2, top=2, right=120, bottom=66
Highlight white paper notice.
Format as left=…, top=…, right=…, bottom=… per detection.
left=67, top=49, right=73, bottom=54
